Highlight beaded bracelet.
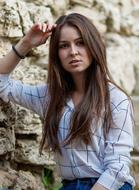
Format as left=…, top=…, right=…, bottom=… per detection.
left=12, top=45, right=25, bottom=59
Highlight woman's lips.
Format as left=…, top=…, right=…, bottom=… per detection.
left=69, top=60, right=81, bottom=65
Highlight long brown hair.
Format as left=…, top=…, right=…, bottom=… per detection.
left=40, top=13, right=118, bottom=153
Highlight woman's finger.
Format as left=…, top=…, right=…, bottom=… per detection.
left=31, top=23, right=56, bottom=33
left=47, top=24, right=53, bottom=32
left=42, top=23, right=47, bottom=33
left=47, top=23, right=57, bottom=32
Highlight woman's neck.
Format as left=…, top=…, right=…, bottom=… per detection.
left=72, top=73, right=85, bottom=94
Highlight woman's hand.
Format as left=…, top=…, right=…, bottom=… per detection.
left=22, top=23, right=56, bottom=49
left=91, top=183, right=108, bottom=190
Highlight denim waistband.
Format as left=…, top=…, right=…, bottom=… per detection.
left=62, top=178, right=133, bottom=190
left=62, top=177, right=98, bottom=185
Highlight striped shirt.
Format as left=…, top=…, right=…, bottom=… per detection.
left=0, top=73, right=135, bottom=190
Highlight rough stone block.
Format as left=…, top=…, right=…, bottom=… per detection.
left=14, top=139, right=55, bottom=166
left=0, top=100, right=16, bottom=155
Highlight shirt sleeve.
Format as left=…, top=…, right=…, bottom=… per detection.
left=97, top=87, right=135, bottom=190
left=0, top=73, right=49, bottom=118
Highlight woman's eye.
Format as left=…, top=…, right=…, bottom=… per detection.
left=59, top=44, right=69, bottom=49
left=77, top=41, right=84, bottom=46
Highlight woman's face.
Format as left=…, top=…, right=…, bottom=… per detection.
left=58, top=25, right=92, bottom=76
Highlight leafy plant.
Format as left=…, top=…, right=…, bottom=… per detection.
left=42, top=168, right=62, bottom=190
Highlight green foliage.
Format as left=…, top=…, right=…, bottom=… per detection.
left=42, top=168, right=62, bottom=190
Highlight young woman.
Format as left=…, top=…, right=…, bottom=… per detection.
left=0, top=13, right=135, bottom=190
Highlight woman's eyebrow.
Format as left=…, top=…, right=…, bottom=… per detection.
left=59, top=37, right=82, bottom=43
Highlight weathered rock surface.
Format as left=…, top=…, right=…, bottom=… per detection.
left=0, top=169, right=37, bottom=189
left=15, top=139, right=55, bottom=166
left=0, top=100, right=16, bottom=155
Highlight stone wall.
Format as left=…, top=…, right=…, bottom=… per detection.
left=0, top=0, right=139, bottom=189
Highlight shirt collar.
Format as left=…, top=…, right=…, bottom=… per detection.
left=66, top=98, right=74, bottom=110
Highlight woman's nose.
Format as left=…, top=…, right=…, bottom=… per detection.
left=70, top=45, right=79, bottom=56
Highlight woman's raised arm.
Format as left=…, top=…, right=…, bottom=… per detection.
left=0, top=23, right=56, bottom=74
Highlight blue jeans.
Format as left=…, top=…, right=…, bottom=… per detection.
left=59, top=178, right=133, bottom=190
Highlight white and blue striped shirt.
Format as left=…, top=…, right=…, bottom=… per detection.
left=0, top=74, right=135, bottom=190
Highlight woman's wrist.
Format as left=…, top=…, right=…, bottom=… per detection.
left=12, top=45, right=25, bottom=59
left=14, top=38, right=32, bottom=58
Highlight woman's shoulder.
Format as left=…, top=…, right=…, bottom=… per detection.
left=108, top=82, right=130, bottom=107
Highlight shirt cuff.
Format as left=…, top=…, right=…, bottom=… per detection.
left=0, top=73, right=11, bottom=102
left=0, top=73, right=10, bottom=87
left=97, top=172, right=124, bottom=190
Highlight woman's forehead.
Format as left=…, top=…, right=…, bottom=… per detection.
left=59, top=25, right=81, bottom=41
